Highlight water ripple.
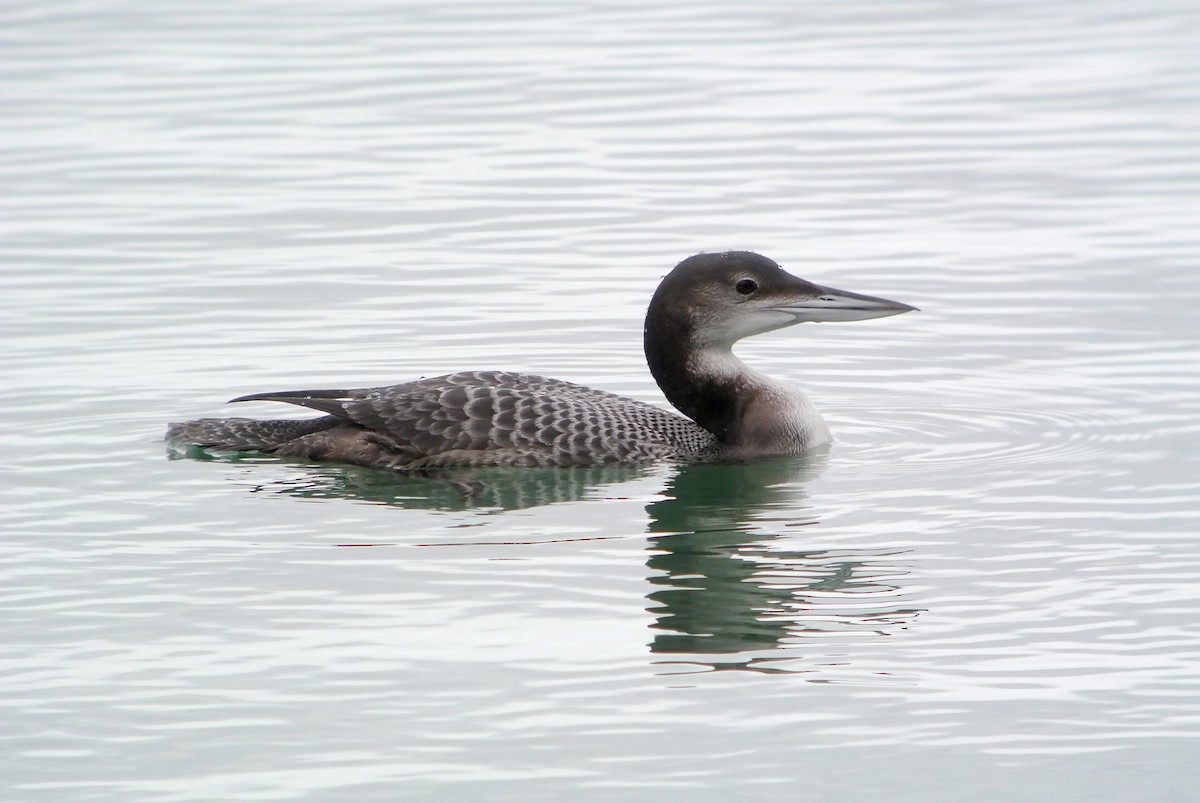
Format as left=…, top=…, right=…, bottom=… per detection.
left=4, top=0, right=1200, bottom=800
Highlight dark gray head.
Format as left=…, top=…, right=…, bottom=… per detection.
left=645, top=251, right=916, bottom=351
left=642, top=251, right=916, bottom=447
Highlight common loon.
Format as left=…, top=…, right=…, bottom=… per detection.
left=167, top=251, right=916, bottom=469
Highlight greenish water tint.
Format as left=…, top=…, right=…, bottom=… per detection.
left=643, top=458, right=919, bottom=663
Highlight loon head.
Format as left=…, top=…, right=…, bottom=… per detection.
left=643, top=251, right=917, bottom=452
left=645, top=251, right=917, bottom=351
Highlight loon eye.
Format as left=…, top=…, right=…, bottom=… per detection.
left=735, top=278, right=758, bottom=295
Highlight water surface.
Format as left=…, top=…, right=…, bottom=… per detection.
left=3, top=1, right=1199, bottom=801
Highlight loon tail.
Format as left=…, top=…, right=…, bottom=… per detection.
left=165, top=415, right=342, bottom=452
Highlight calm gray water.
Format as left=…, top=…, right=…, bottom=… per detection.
left=3, top=1, right=1199, bottom=801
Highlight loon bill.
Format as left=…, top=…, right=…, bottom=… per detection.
left=167, top=251, right=916, bottom=469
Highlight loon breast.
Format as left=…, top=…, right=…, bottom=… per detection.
left=167, top=251, right=915, bottom=469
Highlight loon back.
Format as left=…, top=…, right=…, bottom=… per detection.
left=168, top=370, right=716, bottom=469
left=167, top=251, right=916, bottom=469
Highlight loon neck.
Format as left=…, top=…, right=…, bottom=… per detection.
left=645, top=322, right=824, bottom=453
left=647, top=332, right=742, bottom=442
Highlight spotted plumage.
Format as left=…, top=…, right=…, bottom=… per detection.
left=168, top=370, right=715, bottom=469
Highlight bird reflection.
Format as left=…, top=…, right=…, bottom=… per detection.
left=644, top=456, right=920, bottom=666
left=175, top=446, right=921, bottom=667
left=172, top=445, right=650, bottom=511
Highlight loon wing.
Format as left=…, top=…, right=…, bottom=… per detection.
left=231, top=370, right=709, bottom=464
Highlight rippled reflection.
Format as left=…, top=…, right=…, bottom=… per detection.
left=175, top=450, right=653, bottom=511
left=644, top=458, right=920, bottom=670
left=178, top=446, right=922, bottom=670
